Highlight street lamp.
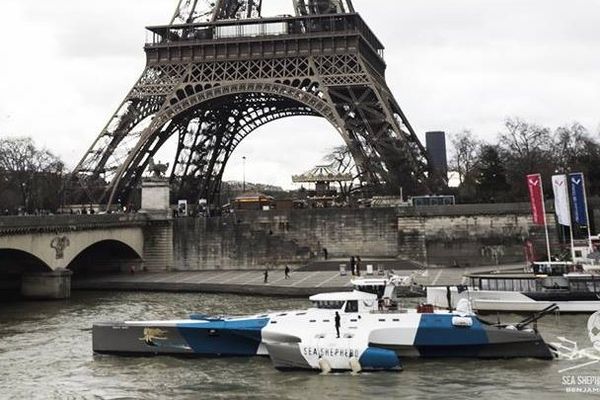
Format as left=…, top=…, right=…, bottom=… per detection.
left=243, top=156, right=246, bottom=193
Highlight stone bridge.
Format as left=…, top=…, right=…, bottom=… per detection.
left=0, top=214, right=173, bottom=299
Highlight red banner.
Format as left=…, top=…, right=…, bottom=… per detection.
left=527, top=173, right=545, bottom=225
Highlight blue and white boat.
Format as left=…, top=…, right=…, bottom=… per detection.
left=93, top=283, right=555, bottom=372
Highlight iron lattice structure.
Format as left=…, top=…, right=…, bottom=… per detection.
left=71, top=0, right=432, bottom=207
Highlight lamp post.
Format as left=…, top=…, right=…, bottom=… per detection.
left=242, top=156, right=246, bottom=193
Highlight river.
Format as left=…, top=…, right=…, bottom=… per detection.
left=0, top=291, right=598, bottom=399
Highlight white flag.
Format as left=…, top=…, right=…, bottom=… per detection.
left=552, top=174, right=571, bottom=226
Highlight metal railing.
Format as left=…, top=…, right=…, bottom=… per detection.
left=0, top=214, right=148, bottom=234
left=146, top=13, right=384, bottom=55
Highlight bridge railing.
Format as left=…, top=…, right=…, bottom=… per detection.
left=0, top=214, right=149, bottom=234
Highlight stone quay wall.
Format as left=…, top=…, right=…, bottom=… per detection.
left=173, top=208, right=398, bottom=270
left=172, top=202, right=575, bottom=270
left=396, top=203, right=557, bottom=267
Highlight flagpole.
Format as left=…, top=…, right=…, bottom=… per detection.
left=568, top=219, right=576, bottom=261
left=582, top=175, right=593, bottom=251
left=553, top=174, right=575, bottom=262
left=565, top=174, right=576, bottom=261
left=540, top=179, right=552, bottom=262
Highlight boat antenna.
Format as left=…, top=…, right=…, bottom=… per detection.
left=445, top=286, right=453, bottom=312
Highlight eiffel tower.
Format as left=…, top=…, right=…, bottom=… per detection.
left=71, top=0, right=432, bottom=207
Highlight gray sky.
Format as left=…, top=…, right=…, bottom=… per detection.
left=0, top=0, right=599, bottom=189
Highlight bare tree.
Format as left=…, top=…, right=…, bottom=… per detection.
left=497, top=118, right=555, bottom=199
left=0, top=137, right=65, bottom=212
left=449, top=130, right=481, bottom=185
left=323, top=145, right=363, bottom=198
left=499, top=118, right=553, bottom=172
left=553, top=122, right=591, bottom=172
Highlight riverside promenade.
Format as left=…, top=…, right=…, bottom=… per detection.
left=73, top=263, right=522, bottom=297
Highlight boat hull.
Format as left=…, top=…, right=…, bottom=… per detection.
left=93, top=318, right=269, bottom=357
left=93, top=323, right=195, bottom=356
left=368, top=314, right=553, bottom=360
left=265, top=342, right=403, bottom=372
left=261, top=312, right=554, bottom=371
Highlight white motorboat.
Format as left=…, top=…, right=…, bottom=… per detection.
left=427, top=262, right=600, bottom=313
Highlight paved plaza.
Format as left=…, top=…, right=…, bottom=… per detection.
left=73, top=263, right=523, bottom=297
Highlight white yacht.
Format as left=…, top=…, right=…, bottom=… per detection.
left=427, top=262, right=600, bottom=313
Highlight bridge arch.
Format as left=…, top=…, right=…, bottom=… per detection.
left=67, top=239, right=143, bottom=276
left=0, top=226, right=144, bottom=272
left=0, top=249, right=52, bottom=274
left=0, top=249, right=54, bottom=296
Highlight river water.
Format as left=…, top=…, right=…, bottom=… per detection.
left=0, top=291, right=598, bottom=399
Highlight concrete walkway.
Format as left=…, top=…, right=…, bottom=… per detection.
left=73, top=264, right=523, bottom=297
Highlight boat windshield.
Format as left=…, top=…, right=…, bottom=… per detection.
left=344, top=300, right=358, bottom=313
left=354, top=284, right=385, bottom=298
left=312, top=300, right=345, bottom=309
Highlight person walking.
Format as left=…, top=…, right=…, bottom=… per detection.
left=284, top=265, right=290, bottom=279
left=350, top=256, right=356, bottom=276
left=356, top=256, right=361, bottom=277
left=263, top=269, right=269, bottom=284
left=334, top=311, right=341, bottom=338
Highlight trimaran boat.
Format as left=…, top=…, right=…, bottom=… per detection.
left=93, top=275, right=556, bottom=372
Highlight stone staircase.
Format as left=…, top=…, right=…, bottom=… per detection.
left=298, top=258, right=421, bottom=272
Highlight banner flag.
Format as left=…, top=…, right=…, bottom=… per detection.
left=569, top=172, right=588, bottom=226
left=527, top=173, right=545, bottom=225
left=552, top=174, right=571, bottom=226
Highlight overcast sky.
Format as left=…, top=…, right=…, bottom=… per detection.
left=0, top=0, right=599, bottom=189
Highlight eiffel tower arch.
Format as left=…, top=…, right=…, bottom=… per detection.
left=71, top=0, right=432, bottom=207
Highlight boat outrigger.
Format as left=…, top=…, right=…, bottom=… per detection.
left=93, top=275, right=556, bottom=371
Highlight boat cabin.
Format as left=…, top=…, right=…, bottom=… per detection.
left=528, top=261, right=583, bottom=276
left=351, top=275, right=416, bottom=299
left=468, top=274, right=540, bottom=292
left=309, top=291, right=379, bottom=313
left=467, top=270, right=600, bottom=296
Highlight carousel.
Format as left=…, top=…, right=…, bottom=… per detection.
left=292, top=165, right=352, bottom=207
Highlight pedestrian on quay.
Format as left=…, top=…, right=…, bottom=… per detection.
left=264, top=269, right=269, bottom=284
left=356, top=256, right=361, bottom=277
left=350, top=256, right=355, bottom=276
left=335, top=311, right=341, bottom=338
left=323, top=248, right=328, bottom=260
left=284, top=265, right=290, bottom=279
